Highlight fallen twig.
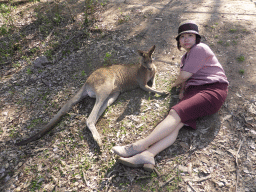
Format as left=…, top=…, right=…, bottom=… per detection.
left=104, top=174, right=115, bottom=192
left=183, top=175, right=211, bottom=182
left=153, top=167, right=161, bottom=177
left=187, top=181, right=198, bottom=192
left=160, top=176, right=175, bottom=187
left=235, top=138, right=244, bottom=192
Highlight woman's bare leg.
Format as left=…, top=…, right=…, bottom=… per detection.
left=113, top=110, right=184, bottom=157
left=146, top=122, right=184, bottom=156
left=134, top=109, right=183, bottom=150
left=117, top=117, right=184, bottom=169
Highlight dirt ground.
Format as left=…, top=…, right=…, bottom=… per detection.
left=0, top=0, right=256, bottom=191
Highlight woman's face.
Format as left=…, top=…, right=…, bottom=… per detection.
left=179, top=33, right=196, bottom=51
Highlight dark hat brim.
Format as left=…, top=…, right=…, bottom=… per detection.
left=175, top=31, right=201, bottom=41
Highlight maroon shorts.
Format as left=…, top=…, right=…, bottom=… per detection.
left=171, top=83, right=228, bottom=129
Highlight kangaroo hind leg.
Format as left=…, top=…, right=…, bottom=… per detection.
left=86, top=91, right=120, bottom=147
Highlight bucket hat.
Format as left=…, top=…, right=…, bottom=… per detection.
left=176, top=20, right=201, bottom=41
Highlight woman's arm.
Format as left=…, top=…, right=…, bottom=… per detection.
left=171, top=71, right=193, bottom=88
left=179, top=82, right=186, bottom=99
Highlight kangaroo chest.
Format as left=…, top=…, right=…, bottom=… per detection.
left=116, top=65, right=155, bottom=92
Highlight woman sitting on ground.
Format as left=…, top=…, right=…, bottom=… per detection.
left=112, top=20, right=229, bottom=171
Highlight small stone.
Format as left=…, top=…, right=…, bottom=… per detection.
left=178, top=165, right=188, bottom=172
left=216, top=181, right=225, bottom=187
left=251, top=130, right=256, bottom=135
left=5, top=175, right=10, bottom=182
left=53, top=147, right=58, bottom=152
left=0, top=167, right=5, bottom=174
left=243, top=167, right=250, bottom=174
left=188, top=163, right=192, bottom=175
left=154, top=103, right=160, bottom=108
left=33, top=56, right=50, bottom=68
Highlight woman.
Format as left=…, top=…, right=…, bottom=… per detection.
left=112, top=20, right=229, bottom=171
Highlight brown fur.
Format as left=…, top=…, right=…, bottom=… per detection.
left=16, top=45, right=168, bottom=147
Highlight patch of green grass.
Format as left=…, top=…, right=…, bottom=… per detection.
left=8, top=90, right=14, bottom=95
left=9, top=126, right=19, bottom=138
left=138, top=125, right=144, bottom=132
left=84, top=0, right=97, bottom=25
left=232, top=40, right=238, bottom=45
left=12, top=62, right=21, bottom=68
left=0, top=3, right=16, bottom=28
left=62, top=49, right=71, bottom=57
left=29, top=47, right=39, bottom=54
left=24, top=166, right=30, bottom=173
left=229, top=28, right=237, bottom=33
left=44, top=49, right=53, bottom=60
left=103, top=52, right=112, bottom=65
left=53, top=13, right=62, bottom=25
left=242, top=28, right=249, bottom=33
left=41, top=92, right=50, bottom=101
left=237, top=55, right=245, bottom=62
left=81, top=70, right=86, bottom=76
left=104, top=52, right=111, bottom=59
left=118, top=16, right=129, bottom=24
left=79, top=157, right=91, bottom=171
left=26, top=68, right=33, bottom=75
left=120, top=126, right=127, bottom=135
left=224, top=42, right=230, bottom=47
left=16, top=99, right=23, bottom=105
left=239, top=69, right=245, bottom=75
left=0, top=24, right=8, bottom=35
left=217, top=40, right=223, bottom=44
left=27, top=118, right=43, bottom=129
left=29, top=176, right=43, bottom=192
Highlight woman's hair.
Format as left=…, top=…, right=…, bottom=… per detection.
left=177, top=34, right=201, bottom=51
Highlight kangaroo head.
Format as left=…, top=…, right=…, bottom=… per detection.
left=138, top=45, right=155, bottom=70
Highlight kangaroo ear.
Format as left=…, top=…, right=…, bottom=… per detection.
left=149, top=45, right=156, bottom=56
left=137, top=50, right=144, bottom=57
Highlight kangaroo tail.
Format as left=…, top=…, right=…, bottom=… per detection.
left=16, top=85, right=88, bottom=146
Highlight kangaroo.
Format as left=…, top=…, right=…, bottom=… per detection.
left=16, top=45, right=168, bottom=147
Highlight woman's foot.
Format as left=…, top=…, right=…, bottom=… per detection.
left=112, top=142, right=146, bottom=157
left=118, top=151, right=155, bottom=172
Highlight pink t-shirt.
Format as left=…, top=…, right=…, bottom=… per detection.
left=181, top=43, right=229, bottom=89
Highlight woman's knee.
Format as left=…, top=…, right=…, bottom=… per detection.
left=168, top=109, right=182, bottom=122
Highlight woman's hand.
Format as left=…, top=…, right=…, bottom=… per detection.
left=179, top=90, right=184, bottom=99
